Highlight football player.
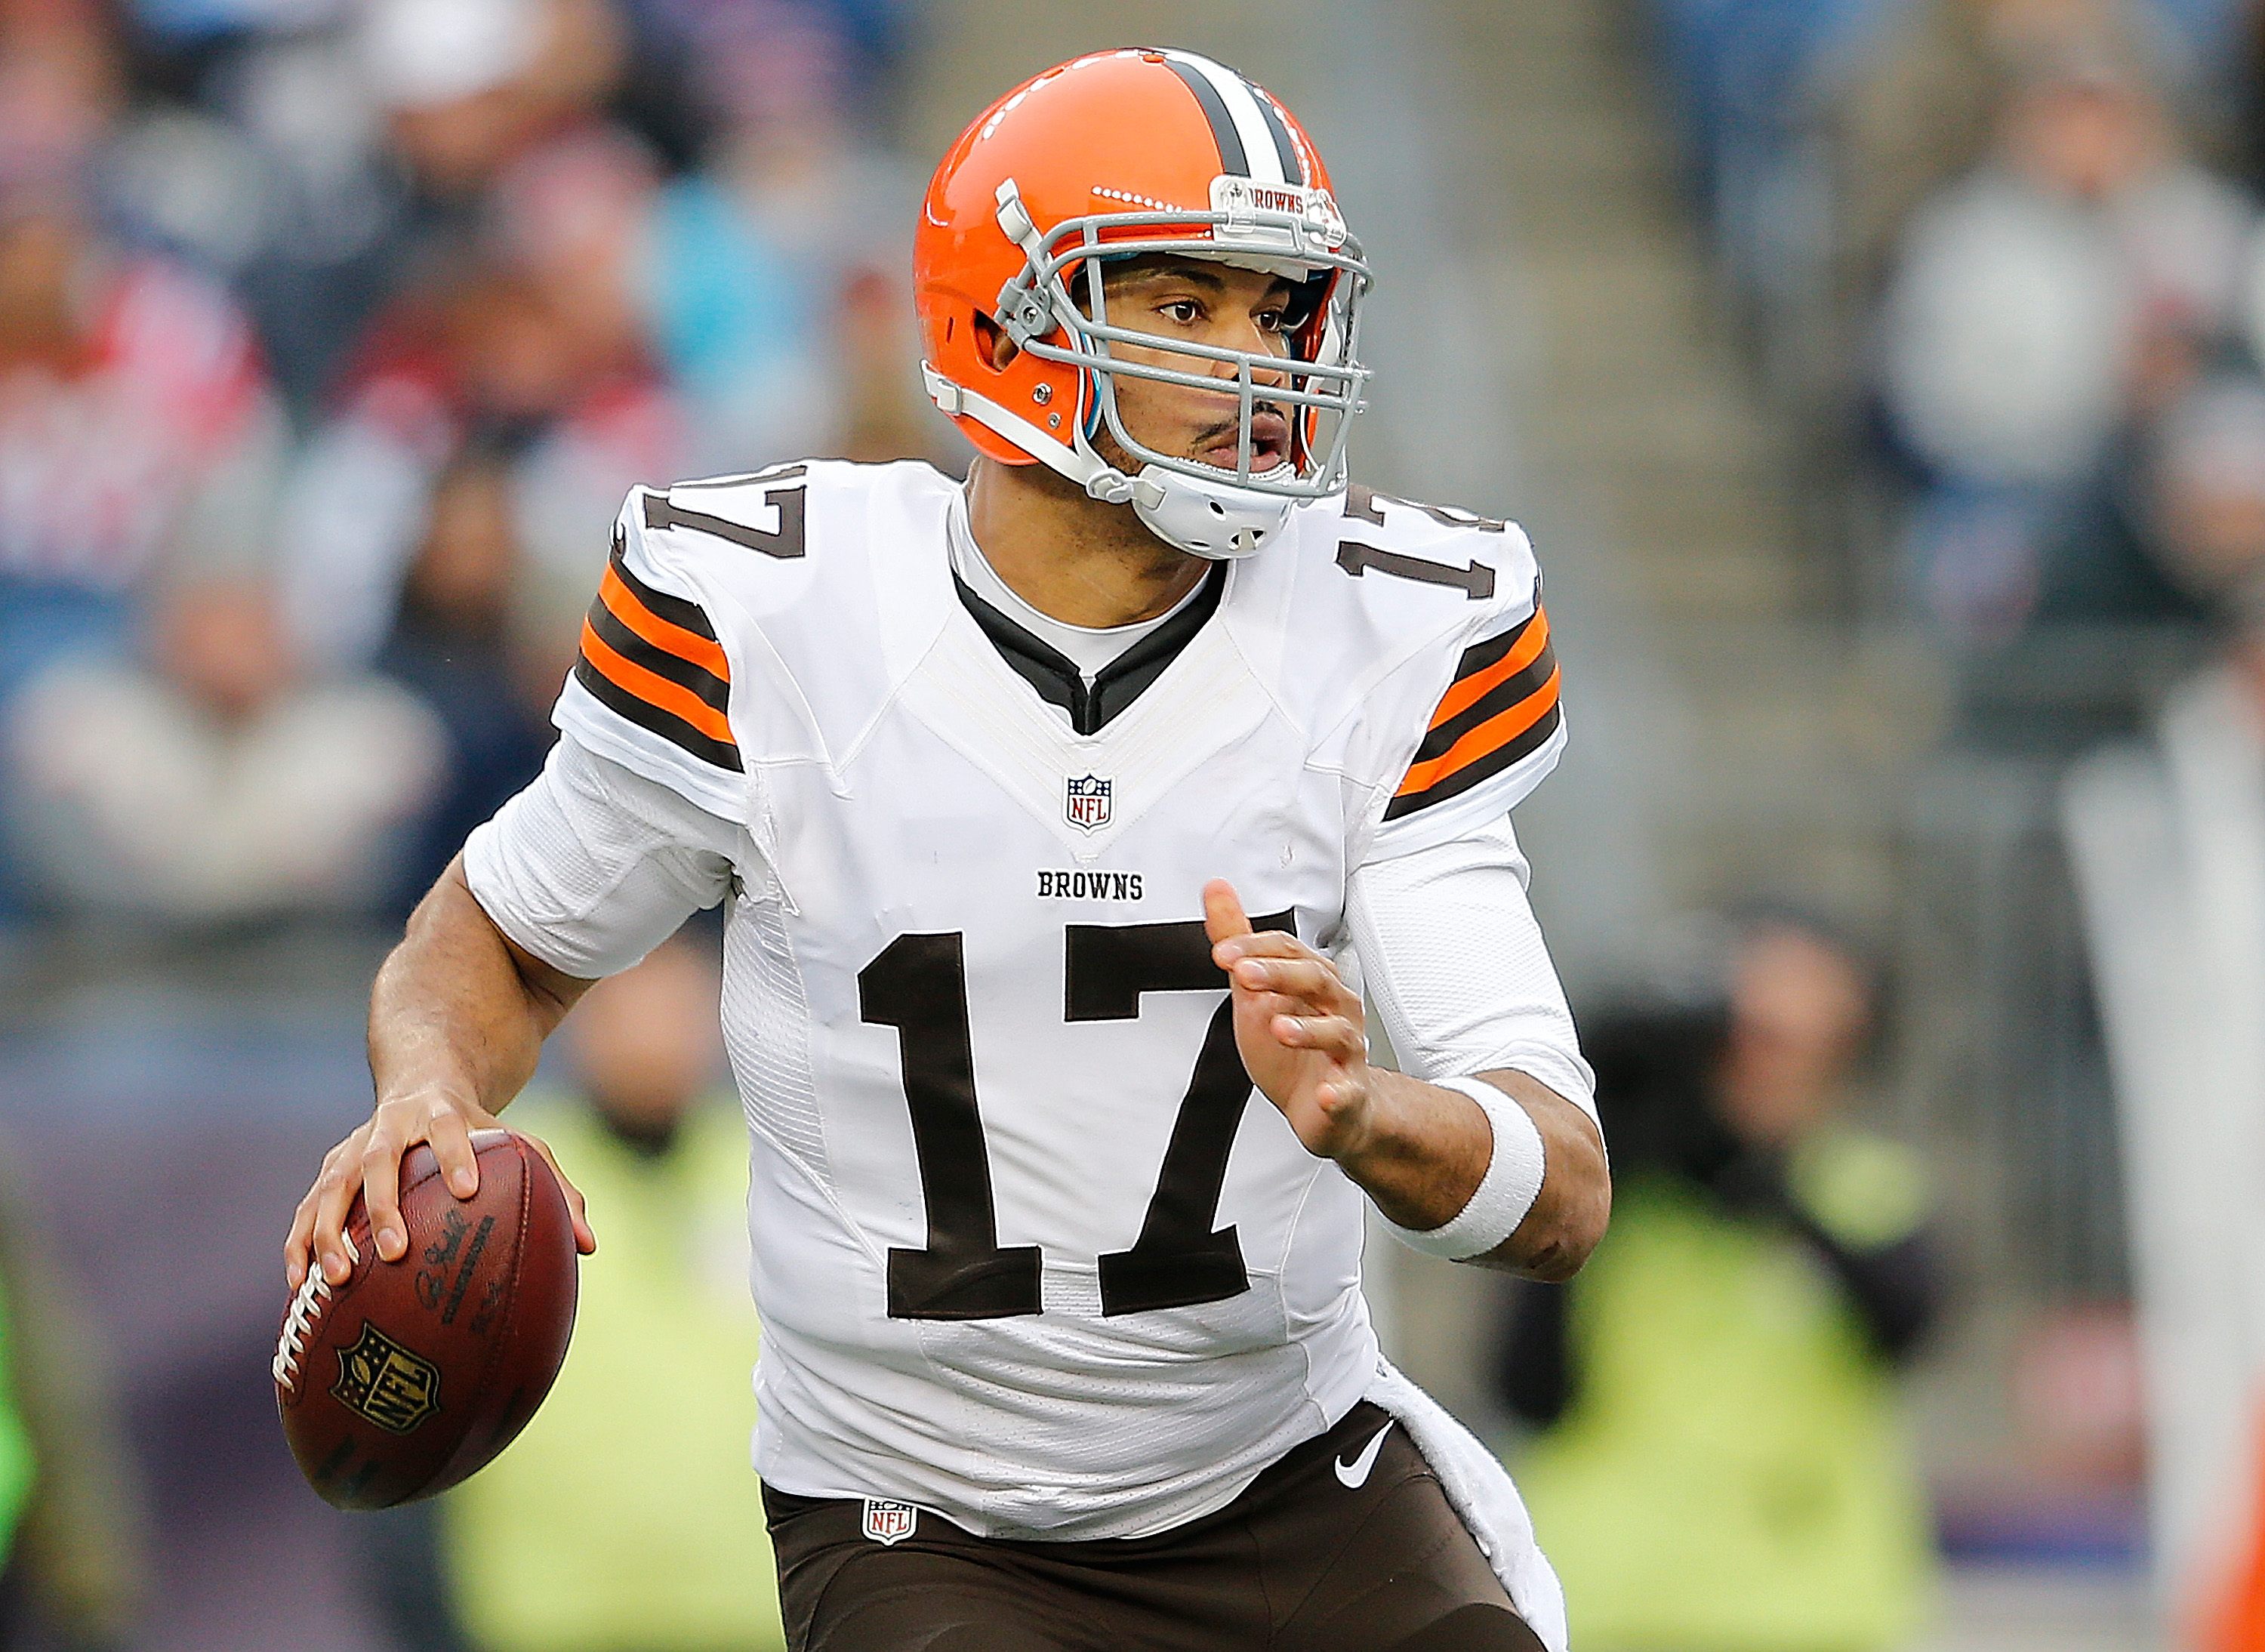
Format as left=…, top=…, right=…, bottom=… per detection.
left=287, top=48, right=1609, bottom=1652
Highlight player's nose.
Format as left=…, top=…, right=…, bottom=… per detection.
left=1202, top=328, right=1293, bottom=393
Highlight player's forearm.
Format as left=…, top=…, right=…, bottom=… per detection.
left=1341, top=1068, right=1610, bottom=1282
left=367, top=858, right=584, bottom=1119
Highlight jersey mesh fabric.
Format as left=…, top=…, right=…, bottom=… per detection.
left=463, top=738, right=736, bottom=979
left=724, top=892, right=829, bottom=1172
left=1346, top=816, right=1595, bottom=1123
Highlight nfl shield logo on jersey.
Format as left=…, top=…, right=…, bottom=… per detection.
left=1064, top=775, right=1113, bottom=832
left=861, top=1498, right=920, bottom=1546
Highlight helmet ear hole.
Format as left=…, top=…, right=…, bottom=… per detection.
left=971, top=312, right=1017, bottom=373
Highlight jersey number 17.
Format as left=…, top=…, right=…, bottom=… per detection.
left=859, top=911, right=1293, bottom=1321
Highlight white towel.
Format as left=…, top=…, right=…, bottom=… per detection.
left=1364, top=1357, right=1570, bottom=1651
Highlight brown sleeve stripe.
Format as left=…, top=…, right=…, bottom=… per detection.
left=1383, top=683, right=1560, bottom=819
left=1428, top=607, right=1550, bottom=730
left=596, top=561, right=730, bottom=682
left=575, top=618, right=734, bottom=742
left=1394, top=658, right=1560, bottom=792
left=587, top=584, right=727, bottom=716
left=572, top=615, right=741, bottom=772
left=573, top=628, right=741, bottom=771
left=1406, top=635, right=1558, bottom=778
left=1385, top=611, right=1564, bottom=821
left=569, top=535, right=740, bottom=770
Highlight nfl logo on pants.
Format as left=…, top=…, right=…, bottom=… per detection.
left=861, top=1499, right=919, bottom=1546
left=1065, top=774, right=1112, bottom=832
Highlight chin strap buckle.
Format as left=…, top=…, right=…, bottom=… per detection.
left=921, top=365, right=965, bottom=415
left=1083, top=470, right=1136, bottom=507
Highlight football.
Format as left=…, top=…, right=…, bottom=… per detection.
left=273, top=1129, right=578, bottom=1510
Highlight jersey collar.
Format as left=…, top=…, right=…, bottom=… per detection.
left=951, top=562, right=1227, bottom=736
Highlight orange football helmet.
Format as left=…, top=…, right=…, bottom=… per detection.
left=914, top=48, right=1372, bottom=558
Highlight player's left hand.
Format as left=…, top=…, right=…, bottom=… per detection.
left=1205, top=879, right=1376, bottom=1160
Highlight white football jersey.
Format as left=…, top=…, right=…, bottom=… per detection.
left=552, top=458, right=1566, bottom=1540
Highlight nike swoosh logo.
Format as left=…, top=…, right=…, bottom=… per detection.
left=1335, top=1422, right=1394, bottom=1489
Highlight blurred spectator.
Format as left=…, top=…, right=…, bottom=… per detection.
left=0, top=2, right=288, bottom=713
left=276, top=240, right=682, bottom=674
left=1501, top=911, right=1940, bottom=1652
left=1875, top=27, right=2257, bottom=639
left=4, top=572, right=443, bottom=922
left=261, top=3, right=932, bottom=917
left=109, top=0, right=633, bottom=411
left=365, top=0, right=624, bottom=205
left=1826, top=0, right=2193, bottom=312
left=635, top=4, right=929, bottom=470
left=2135, top=370, right=2265, bottom=599
left=834, top=260, right=943, bottom=464
left=474, top=126, right=691, bottom=630
left=376, top=444, right=556, bottom=904
left=111, top=27, right=406, bottom=415
left=374, top=936, right=786, bottom=1652
left=1643, top=0, right=1881, bottom=310
left=1945, top=365, right=2265, bottom=749
left=0, top=1134, right=145, bottom=1650
left=2029, top=368, right=2265, bottom=627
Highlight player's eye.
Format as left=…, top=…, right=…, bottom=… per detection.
left=1255, top=307, right=1287, bottom=333
left=1157, top=299, right=1202, bottom=325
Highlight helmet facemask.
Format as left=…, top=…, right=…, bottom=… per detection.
left=988, top=180, right=1373, bottom=557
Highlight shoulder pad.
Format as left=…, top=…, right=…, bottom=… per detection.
left=1266, top=484, right=1542, bottom=690
left=1330, top=484, right=1529, bottom=608
left=554, top=490, right=747, bottom=817
left=1285, top=485, right=1562, bottom=857
left=557, top=461, right=960, bottom=811
left=636, top=462, right=815, bottom=562
left=633, top=460, right=963, bottom=768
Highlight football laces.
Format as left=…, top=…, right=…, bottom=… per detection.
left=273, top=1231, right=359, bottom=1392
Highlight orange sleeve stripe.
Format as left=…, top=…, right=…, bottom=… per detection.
left=1394, top=664, right=1561, bottom=796
left=578, top=619, right=737, bottom=747
left=1431, top=609, right=1551, bottom=729
left=597, top=564, right=731, bottom=681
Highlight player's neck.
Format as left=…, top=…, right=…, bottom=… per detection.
left=964, top=456, right=1210, bottom=629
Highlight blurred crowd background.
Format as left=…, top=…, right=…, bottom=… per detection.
left=0, top=0, right=2261, bottom=1647
left=0, top=0, right=939, bottom=928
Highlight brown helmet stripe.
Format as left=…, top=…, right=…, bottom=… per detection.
left=1161, top=55, right=1250, bottom=177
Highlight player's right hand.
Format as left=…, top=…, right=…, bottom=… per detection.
left=283, top=1089, right=596, bottom=1292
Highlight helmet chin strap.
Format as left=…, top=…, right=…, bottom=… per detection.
left=923, top=364, right=1293, bottom=559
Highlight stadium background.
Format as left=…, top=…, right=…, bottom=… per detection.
left=1, top=0, right=2256, bottom=1646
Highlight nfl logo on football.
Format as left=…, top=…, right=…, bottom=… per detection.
left=861, top=1498, right=920, bottom=1546
left=1064, top=775, right=1112, bottom=832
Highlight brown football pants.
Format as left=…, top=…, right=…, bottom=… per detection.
left=763, top=1401, right=1546, bottom=1651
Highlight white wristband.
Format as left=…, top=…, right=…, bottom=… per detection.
left=1382, top=1076, right=1547, bottom=1260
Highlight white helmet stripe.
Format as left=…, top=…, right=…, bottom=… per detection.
left=1247, top=82, right=1307, bottom=185
left=1164, top=51, right=1288, bottom=186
